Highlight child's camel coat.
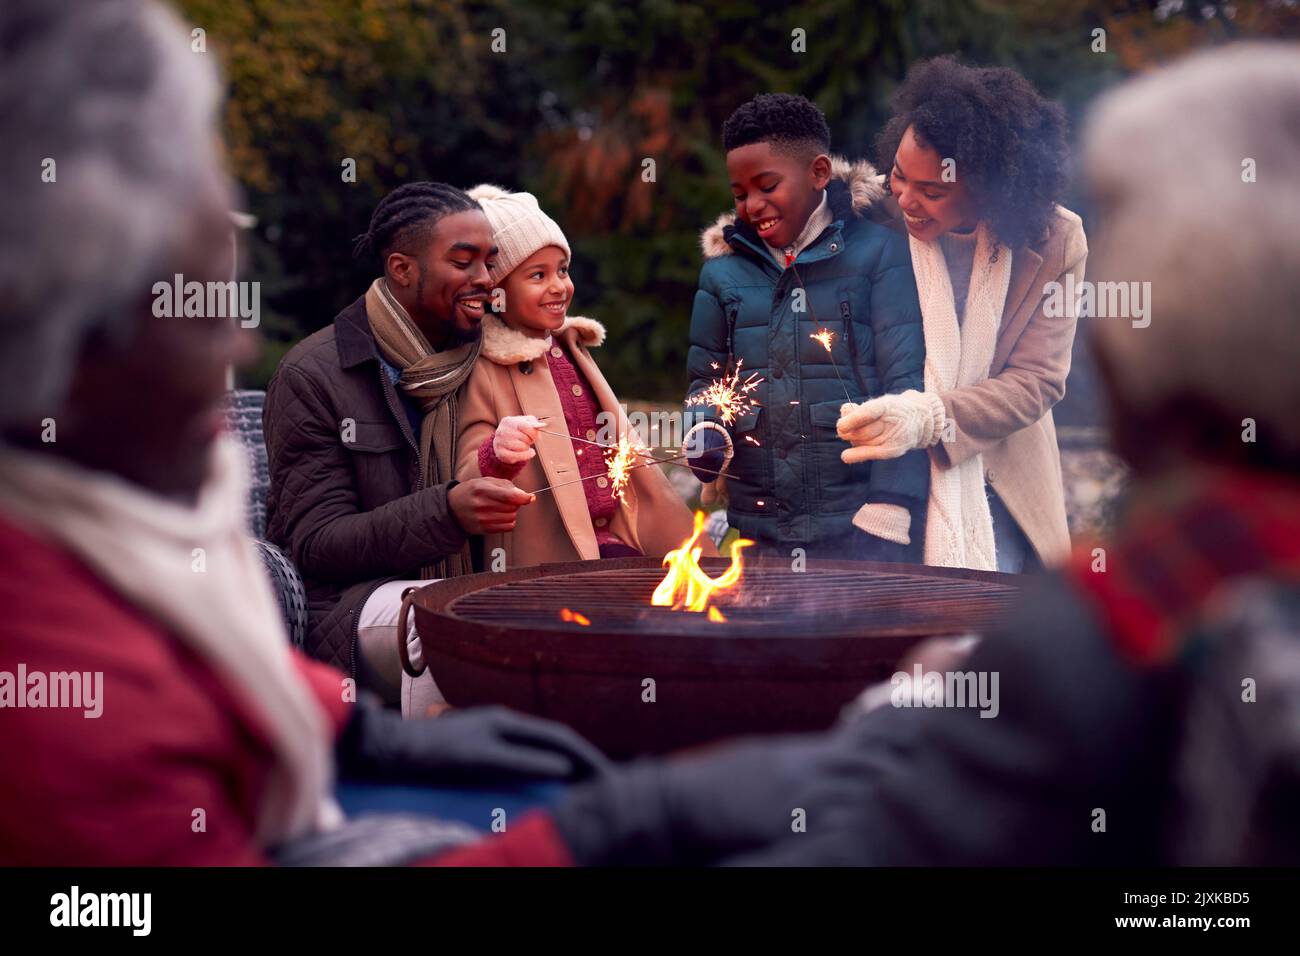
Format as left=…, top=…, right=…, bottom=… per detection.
left=457, top=314, right=708, bottom=569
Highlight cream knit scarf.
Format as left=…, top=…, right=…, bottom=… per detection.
left=909, top=223, right=1012, bottom=570
left=0, top=437, right=342, bottom=845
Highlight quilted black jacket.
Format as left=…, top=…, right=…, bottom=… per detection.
left=264, top=294, right=468, bottom=674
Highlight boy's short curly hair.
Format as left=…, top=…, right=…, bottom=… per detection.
left=722, top=93, right=831, bottom=160
left=875, top=56, right=1068, bottom=250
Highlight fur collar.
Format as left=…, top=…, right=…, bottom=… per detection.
left=478, top=313, right=606, bottom=365
left=699, top=155, right=886, bottom=259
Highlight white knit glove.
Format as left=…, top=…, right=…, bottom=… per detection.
left=837, top=390, right=946, bottom=463
left=493, top=415, right=543, bottom=464
left=851, top=502, right=911, bottom=545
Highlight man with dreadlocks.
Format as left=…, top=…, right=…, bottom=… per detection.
left=265, top=183, right=535, bottom=713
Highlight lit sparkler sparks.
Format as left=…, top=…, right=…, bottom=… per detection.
left=603, top=434, right=638, bottom=502
left=810, top=328, right=854, bottom=403
left=687, top=359, right=764, bottom=426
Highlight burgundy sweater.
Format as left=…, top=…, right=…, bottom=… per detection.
left=477, top=341, right=630, bottom=553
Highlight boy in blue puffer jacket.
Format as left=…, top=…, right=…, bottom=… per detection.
left=683, top=94, right=932, bottom=560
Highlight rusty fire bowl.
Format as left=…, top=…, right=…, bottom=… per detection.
left=412, top=556, right=1021, bottom=758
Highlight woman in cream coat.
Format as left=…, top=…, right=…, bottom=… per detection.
left=837, top=57, right=1087, bottom=572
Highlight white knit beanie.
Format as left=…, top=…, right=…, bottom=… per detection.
left=467, top=184, right=571, bottom=284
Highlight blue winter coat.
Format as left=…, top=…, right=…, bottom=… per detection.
left=686, top=157, right=928, bottom=549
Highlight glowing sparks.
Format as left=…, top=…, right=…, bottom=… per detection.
left=811, top=327, right=855, bottom=403
left=744, top=436, right=760, bottom=446
left=603, top=434, right=638, bottom=501
left=560, top=608, right=591, bottom=626
left=687, top=359, right=764, bottom=426
left=651, top=511, right=753, bottom=615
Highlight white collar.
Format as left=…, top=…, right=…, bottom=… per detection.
left=765, top=190, right=832, bottom=268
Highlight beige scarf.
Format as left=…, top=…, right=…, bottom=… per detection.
left=0, top=437, right=342, bottom=846
left=365, top=278, right=481, bottom=578
left=909, top=223, right=1012, bottom=571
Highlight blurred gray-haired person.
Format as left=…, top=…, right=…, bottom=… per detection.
left=0, top=0, right=604, bottom=867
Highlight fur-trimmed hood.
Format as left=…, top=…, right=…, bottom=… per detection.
left=699, top=155, right=886, bottom=259
left=478, top=312, right=606, bottom=365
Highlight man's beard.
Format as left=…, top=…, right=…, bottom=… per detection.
left=445, top=316, right=483, bottom=348
left=414, top=270, right=483, bottom=348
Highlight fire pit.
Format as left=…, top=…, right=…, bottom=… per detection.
left=412, top=556, right=1021, bottom=757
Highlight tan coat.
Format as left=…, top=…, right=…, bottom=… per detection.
left=910, top=202, right=1089, bottom=565
left=457, top=314, right=706, bottom=569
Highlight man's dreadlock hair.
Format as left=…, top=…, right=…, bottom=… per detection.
left=722, top=93, right=831, bottom=161
left=352, top=182, right=480, bottom=267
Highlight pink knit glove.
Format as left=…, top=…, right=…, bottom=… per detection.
left=837, top=390, right=946, bottom=463
left=493, top=415, right=543, bottom=465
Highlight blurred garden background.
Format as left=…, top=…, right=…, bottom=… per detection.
left=180, top=0, right=1296, bottom=433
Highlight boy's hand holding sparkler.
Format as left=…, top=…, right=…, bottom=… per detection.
left=493, top=415, right=544, bottom=464
left=837, top=390, right=947, bottom=463
left=681, top=420, right=734, bottom=484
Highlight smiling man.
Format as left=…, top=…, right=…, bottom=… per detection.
left=264, top=183, right=535, bottom=708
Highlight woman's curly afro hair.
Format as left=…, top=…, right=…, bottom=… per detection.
left=875, top=56, right=1069, bottom=250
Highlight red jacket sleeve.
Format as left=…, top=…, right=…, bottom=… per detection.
left=426, top=812, right=574, bottom=867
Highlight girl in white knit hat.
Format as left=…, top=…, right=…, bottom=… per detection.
left=454, top=185, right=705, bottom=572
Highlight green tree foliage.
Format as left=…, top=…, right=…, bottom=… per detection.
left=174, top=0, right=1296, bottom=399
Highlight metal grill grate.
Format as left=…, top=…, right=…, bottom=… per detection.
left=447, top=565, right=1019, bottom=638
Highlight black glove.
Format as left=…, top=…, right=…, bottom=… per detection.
left=336, top=696, right=612, bottom=786
left=549, top=733, right=841, bottom=866
left=851, top=530, right=914, bottom=564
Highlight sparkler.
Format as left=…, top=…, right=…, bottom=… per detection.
left=536, top=429, right=676, bottom=460
left=530, top=429, right=666, bottom=499
left=686, top=359, right=763, bottom=426
left=529, top=429, right=701, bottom=497
left=788, top=258, right=854, bottom=405
left=604, top=434, right=637, bottom=501
left=810, top=328, right=854, bottom=404
left=530, top=450, right=728, bottom=497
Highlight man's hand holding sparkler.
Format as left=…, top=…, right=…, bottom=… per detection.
left=836, top=390, right=946, bottom=463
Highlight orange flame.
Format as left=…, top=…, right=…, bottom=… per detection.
left=560, top=608, right=591, bottom=626
left=651, top=511, right=753, bottom=614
